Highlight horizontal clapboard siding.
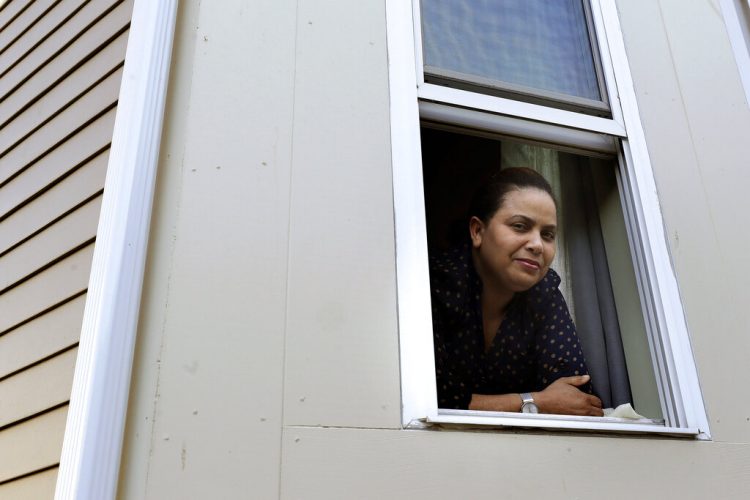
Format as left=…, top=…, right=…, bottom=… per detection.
left=0, top=243, right=93, bottom=353
left=0, top=0, right=133, bottom=494
left=0, top=0, right=89, bottom=76
left=0, top=198, right=102, bottom=292
left=0, top=25, right=128, bottom=130
left=0, top=0, right=130, bottom=100
left=0, top=2, right=36, bottom=33
left=0, top=1, right=128, bottom=140
left=0, top=151, right=108, bottom=250
left=0, top=294, right=86, bottom=380
left=0, top=406, right=68, bottom=484
left=0, top=467, right=58, bottom=500
left=0, top=115, right=112, bottom=221
left=0, top=348, right=77, bottom=429
left=0, top=1, right=57, bottom=53
left=1, top=64, right=123, bottom=158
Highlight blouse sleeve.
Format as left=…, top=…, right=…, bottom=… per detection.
left=531, top=274, right=594, bottom=394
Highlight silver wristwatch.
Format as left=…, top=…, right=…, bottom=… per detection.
left=520, top=392, right=539, bottom=413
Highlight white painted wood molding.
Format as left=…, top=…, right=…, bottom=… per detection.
left=55, top=1, right=178, bottom=498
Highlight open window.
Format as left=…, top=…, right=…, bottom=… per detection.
left=388, top=0, right=710, bottom=437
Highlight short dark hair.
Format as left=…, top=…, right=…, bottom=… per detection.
left=468, top=167, right=557, bottom=224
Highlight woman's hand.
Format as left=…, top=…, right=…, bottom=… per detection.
left=467, top=375, right=603, bottom=415
left=533, top=375, right=603, bottom=416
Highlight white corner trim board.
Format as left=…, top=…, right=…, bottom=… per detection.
left=55, top=1, right=178, bottom=499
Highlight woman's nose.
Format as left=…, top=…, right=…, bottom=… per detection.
left=526, top=232, right=543, bottom=253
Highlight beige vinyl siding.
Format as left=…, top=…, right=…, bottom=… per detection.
left=0, top=2, right=36, bottom=33
left=0, top=407, right=68, bottom=484
left=0, top=295, right=86, bottom=380
left=0, top=0, right=132, bottom=494
left=0, top=1, right=54, bottom=51
left=0, top=198, right=102, bottom=291
left=0, top=116, right=112, bottom=220
left=0, top=0, right=91, bottom=76
left=0, top=348, right=77, bottom=429
left=0, top=467, right=57, bottom=500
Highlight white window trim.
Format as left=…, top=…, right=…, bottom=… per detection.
left=388, top=0, right=710, bottom=438
left=55, top=1, right=178, bottom=499
left=720, top=0, right=750, bottom=105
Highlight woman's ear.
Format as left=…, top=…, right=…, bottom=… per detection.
left=469, top=216, right=484, bottom=249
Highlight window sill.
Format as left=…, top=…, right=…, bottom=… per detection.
left=421, top=409, right=704, bottom=438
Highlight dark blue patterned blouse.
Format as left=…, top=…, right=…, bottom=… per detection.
left=430, top=245, right=592, bottom=409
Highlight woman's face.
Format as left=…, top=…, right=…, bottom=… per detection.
left=470, top=187, right=557, bottom=294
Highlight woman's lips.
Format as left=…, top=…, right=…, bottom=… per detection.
left=515, top=258, right=541, bottom=270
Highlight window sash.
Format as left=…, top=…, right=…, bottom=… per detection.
left=413, top=0, right=626, bottom=127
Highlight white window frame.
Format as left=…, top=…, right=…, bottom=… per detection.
left=720, top=0, right=750, bottom=105
left=387, top=0, right=710, bottom=438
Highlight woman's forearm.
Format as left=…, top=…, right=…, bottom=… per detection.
left=467, top=375, right=603, bottom=416
left=468, top=393, right=523, bottom=412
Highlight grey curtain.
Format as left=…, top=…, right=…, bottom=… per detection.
left=562, top=160, right=632, bottom=408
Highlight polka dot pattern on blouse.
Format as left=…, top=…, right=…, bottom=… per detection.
left=430, top=245, right=592, bottom=409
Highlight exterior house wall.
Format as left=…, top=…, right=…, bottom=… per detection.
left=117, top=0, right=750, bottom=499
left=117, top=1, right=295, bottom=497
left=0, top=0, right=132, bottom=497
left=619, top=0, right=750, bottom=443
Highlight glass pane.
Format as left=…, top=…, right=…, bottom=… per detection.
left=422, top=0, right=602, bottom=102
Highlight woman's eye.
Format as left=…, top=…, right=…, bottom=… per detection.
left=511, top=222, right=527, bottom=231
left=542, top=231, right=556, bottom=241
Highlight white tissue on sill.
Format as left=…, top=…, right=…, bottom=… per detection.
left=602, top=403, right=647, bottom=419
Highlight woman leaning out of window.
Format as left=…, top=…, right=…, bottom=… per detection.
left=430, top=167, right=603, bottom=416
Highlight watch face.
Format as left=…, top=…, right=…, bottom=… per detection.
left=522, top=402, right=539, bottom=414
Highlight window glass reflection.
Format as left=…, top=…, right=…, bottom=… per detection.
left=422, top=0, right=602, bottom=102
